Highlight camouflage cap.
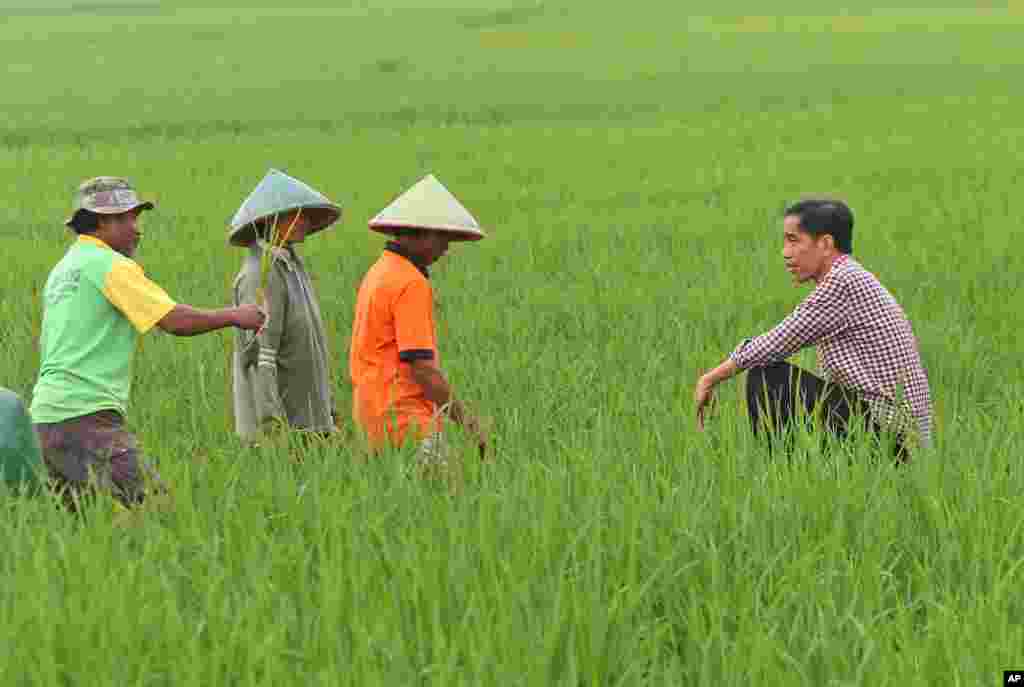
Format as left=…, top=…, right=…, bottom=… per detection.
left=64, top=176, right=155, bottom=228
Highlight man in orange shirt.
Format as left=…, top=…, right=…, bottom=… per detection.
left=349, top=175, right=488, bottom=466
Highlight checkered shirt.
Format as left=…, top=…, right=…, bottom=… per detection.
left=730, top=255, right=932, bottom=446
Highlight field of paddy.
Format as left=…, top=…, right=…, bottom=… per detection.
left=2, top=2, right=1023, bottom=684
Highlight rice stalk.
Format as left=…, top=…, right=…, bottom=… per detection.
left=255, top=208, right=303, bottom=306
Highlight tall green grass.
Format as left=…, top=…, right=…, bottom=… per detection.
left=2, top=1, right=1023, bottom=684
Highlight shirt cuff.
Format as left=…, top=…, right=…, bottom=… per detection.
left=258, top=346, right=278, bottom=368
left=399, top=349, right=435, bottom=362
left=729, top=339, right=753, bottom=370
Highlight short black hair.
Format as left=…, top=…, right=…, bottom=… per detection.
left=784, top=199, right=854, bottom=254
left=69, top=210, right=99, bottom=235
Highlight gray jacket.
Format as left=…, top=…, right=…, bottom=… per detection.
left=232, top=243, right=335, bottom=441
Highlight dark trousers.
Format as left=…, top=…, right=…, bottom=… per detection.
left=745, top=362, right=907, bottom=460
left=34, top=410, right=164, bottom=510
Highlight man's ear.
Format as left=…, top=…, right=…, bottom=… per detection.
left=820, top=234, right=836, bottom=254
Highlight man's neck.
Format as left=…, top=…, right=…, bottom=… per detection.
left=812, top=253, right=845, bottom=284
left=86, top=231, right=125, bottom=256
left=385, top=241, right=430, bottom=276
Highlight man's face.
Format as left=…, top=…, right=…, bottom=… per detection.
left=273, top=210, right=311, bottom=244
left=411, top=231, right=451, bottom=266
left=782, top=214, right=832, bottom=285
left=96, top=210, right=142, bottom=258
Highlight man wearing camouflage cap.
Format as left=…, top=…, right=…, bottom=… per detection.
left=30, top=177, right=266, bottom=509
left=229, top=169, right=340, bottom=444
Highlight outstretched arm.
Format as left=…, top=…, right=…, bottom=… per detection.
left=696, top=272, right=848, bottom=428
left=729, top=275, right=847, bottom=370
left=101, top=259, right=263, bottom=337
left=157, top=304, right=264, bottom=337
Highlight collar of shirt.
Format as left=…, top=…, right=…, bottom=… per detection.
left=78, top=234, right=113, bottom=251
left=384, top=241, right=430, bottom=279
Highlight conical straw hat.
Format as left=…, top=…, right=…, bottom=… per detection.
left=369, top=174, right=484, bottom=241
left=228, top=169, right=342, bottom=246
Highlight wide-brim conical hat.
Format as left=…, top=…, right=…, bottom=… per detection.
left=228, top=169, right=342, bottom=246
left=369, top=174, right=484, bottom=241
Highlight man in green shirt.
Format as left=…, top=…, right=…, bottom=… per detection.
left=31, top=177, right=266, bottom=509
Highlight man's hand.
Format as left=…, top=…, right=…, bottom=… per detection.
left=408, top=360, right=490, bottom=457
left=465, top=414, right=490, bottom=458
left=234, top=303, right=267, bottom=331
left=694, top=374, right=716, bottom=430
left=693, top=358, right=739, bottom=430
left=447, top=401, right=488, bottom=457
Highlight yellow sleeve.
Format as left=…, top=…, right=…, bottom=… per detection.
left=102, top=259, right=177, bottom=333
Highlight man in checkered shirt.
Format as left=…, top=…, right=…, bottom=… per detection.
left=694, top=199, right=932, bottom=456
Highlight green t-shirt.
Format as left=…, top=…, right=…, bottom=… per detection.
left=30, top=236, right=176, bottom=424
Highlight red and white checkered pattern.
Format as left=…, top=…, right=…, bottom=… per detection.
left=730, top=255, right=933, bottom=446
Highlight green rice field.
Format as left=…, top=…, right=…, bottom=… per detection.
left=2, top=1, right=1024, bottom=684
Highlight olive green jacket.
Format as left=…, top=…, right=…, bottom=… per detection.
left=232, top=243, right=335, bottom=441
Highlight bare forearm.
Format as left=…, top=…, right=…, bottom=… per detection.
left=703, top=358, right=739, bottom=389
left=158, top=305, right=239, bottom=337
left=694, top=357, right=737, bottom=429
left=410, top=364, right=471, bottom=423
left=412, top=364, right=452, bottom=406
